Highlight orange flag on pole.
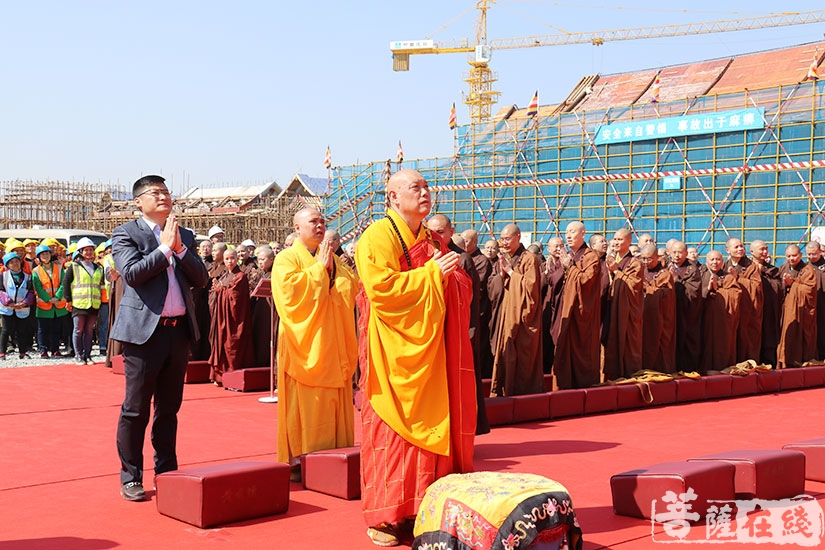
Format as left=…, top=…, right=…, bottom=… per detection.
left=807, top=51, right=819, bottom=81
left=651, top=74, right=661, bottom=103
left=527, top=90, right=539, bottom=117
left=448, top=103, right=457, bottom=130
left=397, top=140, right=404, bottom=164
left=324, top=146, right=331, bottom=169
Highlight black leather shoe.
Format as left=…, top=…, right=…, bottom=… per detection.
left=120, top=481, right=146, bottom=501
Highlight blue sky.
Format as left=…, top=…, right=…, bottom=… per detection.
left=2, top=1, right=823, bottom=194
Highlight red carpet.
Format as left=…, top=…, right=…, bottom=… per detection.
left=1, top=363, right=824, bottom=549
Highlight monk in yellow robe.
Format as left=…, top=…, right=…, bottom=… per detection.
left=271, top=207, right=359, bottom=480
left=356, top=169, right=476, bottom=547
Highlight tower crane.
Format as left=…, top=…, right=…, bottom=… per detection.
left=390, top=2, right=825, bottom=123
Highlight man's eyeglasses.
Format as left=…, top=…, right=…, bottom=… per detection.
left=136, top=189, right=172, bottom=199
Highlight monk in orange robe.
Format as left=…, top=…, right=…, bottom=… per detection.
left=271, top=208, right=359, bottom=479
left=489, top=223, right=545, bottom=396
left=640, top=245, right=676, bottom=373
left=604, top=229, right=644, bottom=381
left=700, top=250, right=741, bottom=374
left=355, top=169, right=476, bottom=547
left=724, top=238, right=763, bottom=362
left=553, top=222, right=602, bottom=389
left=777, top=245, right=817, bottom=368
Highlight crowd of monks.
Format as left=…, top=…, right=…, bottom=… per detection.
left=469, top=223, right=825, bottom=394
left=103, top=186, right=825, bottom=546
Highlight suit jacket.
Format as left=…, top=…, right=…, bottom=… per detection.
left=110, top=218, right=209, bottom=346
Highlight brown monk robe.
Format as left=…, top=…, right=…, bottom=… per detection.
left=669, top=242, right=703, bottom=373
left=463, top=230, right=495, bottom=379
left=428, top=215, right=489, bottom=435
left=104, top=261, right=124, bottom=368
left=553, top=223, right=602, bottom=389
left=247, top=247, right=276, bottom=367
left=805, top=241, right=825, bottom=360
left=541, top=237, right=565, bottom=375
left=209, top=249, right=254, bottom=385
left=207, top=243, right=228, bottom=318
left=777, top=245, right=818, bottom=369
left=603, top=229, right=644, bottom=381
left=490, top=224, right=544, bottom=396
left=588, top=233, right=611, bottom=346
left=723, top=238, right=763, bottom=362
left=485, top=239, right=504, bottom=379
left=640, top=245, right=676, bottom=373
left=190, top=240, right=214, bottom=361
left=751, top=240, right=783, bottom=366
left=700, top=250, right=741, bottom=374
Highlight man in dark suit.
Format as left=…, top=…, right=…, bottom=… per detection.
left=112, top=175, right=209, bottom=501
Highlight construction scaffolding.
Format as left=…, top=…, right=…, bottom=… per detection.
left=0, top=180, right=128, bottom=231
left=1, top=180, right=304, bottom=246
left=325, top=43, right=825, bottom=258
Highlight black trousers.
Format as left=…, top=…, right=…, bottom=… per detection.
left=0, top=313, right=34, bottom=355
left=116, top=322, right=190, bottom=485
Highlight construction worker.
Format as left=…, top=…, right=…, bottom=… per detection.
left=23, top=239, right=39, bottom=270
left=0, top=252, right=35, bottom=359
left=3, top=239, right=32, bottom=275
left=97, top=240, right=113, bottom=356
left=32, top=244, right=69, bottom=357
left=62, top=237, right=105, bottom=364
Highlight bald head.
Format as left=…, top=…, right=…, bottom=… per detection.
left=640, top=244, right=659, bottom=269
left=612, top=229, right=632, bottom=257
left=451, top=234, right=466, bottom=251
left=726, top=238, right=745, bottom=261
left=670, top=241, right=687, bottom=266
left=806, top=240, right=823, bottom=264
left=638, top=233, right=654, bottom=248
left=500, top=224, right=521, bottom=254
left=461, top=229, right=479, bottom=254
left=589, top=233, right=608, bottom=258
left=427, top=214, right=454, bottom=241
left=786, top=244, right=803, bottom=268
left=293, top=208, right=326, bottom=249
left=565, top=221, right=586, bottom=250
left=547, top=237, right=564, bottom=260
left=707, top=250, right=724, bottom=272
left=750, top=240, right=769, bottom=265
left=256, top=246, right=275, bottom=270
left=387, top=169, right=431, bottom=227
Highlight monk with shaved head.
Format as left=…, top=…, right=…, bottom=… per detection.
left=668, top=240, right=704, bottom=372
left=640, top=244, right=676, bottom=373
left=461, top=228, right=496, bottom=379
left=551, top=222, right=602, bottom=388
left=777, top=244, right=818, bottom=368
left=700, top=250, right=741, bottom=373
left=354, top=169, right=475, bottom=546
left=805, top=240, right=825, bottom=359
left=724, top=237, right=763, bottom=363
left=603, top=228, right=644, bottom=380
left=271, top=207, right=359, bottom=482
left=751, top=240, right=783, bottom=366
left=428, top=214, right=489, bottom=436
left=490, top=222, right=545, bottom=396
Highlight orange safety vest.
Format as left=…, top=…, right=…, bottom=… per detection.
left=34, top=263, right=67, bottom=310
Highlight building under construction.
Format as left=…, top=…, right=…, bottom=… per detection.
left=0, top=173, right=328, bottom=246
left=325, top=41, right=825, bottom=257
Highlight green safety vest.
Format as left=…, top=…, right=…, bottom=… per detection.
left=70, top=263, right=103, bottom=310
